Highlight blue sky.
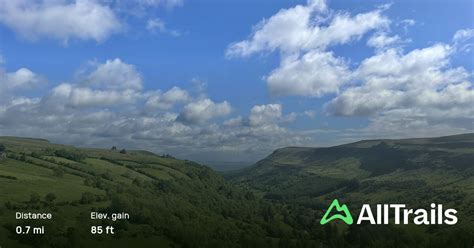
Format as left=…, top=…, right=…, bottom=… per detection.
left=0, top=0, right=473, bottom=163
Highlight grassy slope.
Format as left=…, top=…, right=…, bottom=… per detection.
left=227, top=133, right=474, bottom=246
left=0, top=137, right=279, bottom=248
left=228, top=133, right=474, bottom=196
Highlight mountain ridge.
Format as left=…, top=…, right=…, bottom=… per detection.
left=227, top=132, right=474, bottom=209
left=269, top=133, right=474, bottom=154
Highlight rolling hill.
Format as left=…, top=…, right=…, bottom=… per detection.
left=0, top=137, right=307, bottom=248
left=1, top=134, right=473, bottom=248
left=227, top=133, right=474, bottom=247
left=228, top=133, right=474, bottom=199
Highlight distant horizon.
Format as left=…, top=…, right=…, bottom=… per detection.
left=2, top=132, right=472, bottom=165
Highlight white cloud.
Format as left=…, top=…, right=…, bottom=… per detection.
left=224, top=103, right=299, bottom=128
left=0, top=58, right=312, bottom=163
left=0, top=0, right=186, bottom=43
left=224, top=0, right=474, bottom=139
left=85, top=58, right=143, bottom=91
left=177, top=98, right=231, bottom=124
left=366, top=107, right=473, bottom=138
left=399, top=19, right=415, bottom=32
left=303, top=110, right=316, bottom=118
left=0, top=0, right=122, bottom=43
left=27, top=58, right=203, bottom=114
left=69, top=88, right=140, bottom=107
left=223, top=116, right=244, bottom=127
left=227, top=0, right=390, bottom=98
left=146, top=86, right=190, bottom=109
left=0, top=91, right=311, bottom=161
left=162, top=87, right=190, bottom=103
left=147, top=18, right=166, bottom=32
left=452, top=28, right=474, bottom=52
left=46, top=83, right=140, bottom=108
left=249, top=104, right=283, bottom=126
left=326, top=38, right=473, bottom=135
left=267, top=51, right=351, bottom=97
left=453, top=28, right=474, bottom=43
left=1, top=92, right=308, bottom=162
left=50, top=83, right=73, bottom=99
left=109, top=0, right=184, bottom=20
left=136, top=0, right=183, bottom=9
left=326, top=44, right=461, bottom=116
left=0, top=65, right=44, bottom=104
left=226, top=0, right=389, bottom=57
left=146, top=18, right=181, bottom=36
left=0, top=67, right=43, bottom=90
left=41, top=58, right=144, bottom=108
left=367, top=32, right=402, bottom=49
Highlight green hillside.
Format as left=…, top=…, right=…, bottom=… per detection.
left=227, top=133, right=474, bottom=247
left=1, top=134, right=473, bottom=248
left=0, top=137, right=318, bottom=248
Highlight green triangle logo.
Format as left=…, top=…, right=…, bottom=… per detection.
left=320, top=199, right=353, bottom=225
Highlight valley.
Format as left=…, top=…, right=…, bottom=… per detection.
left=0, top=134, right=473, bottom=247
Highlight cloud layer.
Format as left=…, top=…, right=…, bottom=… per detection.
left=0, top=0, right=472, bottom=163
left=0, top=58, right=309, bottom=162
left=226, top=0, right=392, bottom=99
left=0, top=0, right=183, bottom=43
left=0, top=0, right=122, bottom=42
left=228, top=0, right=473, bottom=139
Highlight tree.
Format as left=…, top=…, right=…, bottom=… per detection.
left=119, top=149, right=127, bottom=154
left=0, top=144, right=5, bottom=152
left=161, top=153, right=175, bottom=159
left=111, top=146, right=117, bottom=151
left=80, top=192, right=96, bottom=204
left=54, top=149, right=86, bottom=162
left=84, top=178, right=94, bottom=187
left=102, top=171, right=113, bottom=181
left=344, top=179, right=360, bottom=192
left=31, top=151, right=41, bottom=158
left=45, top=193, right=57, bottom=203
left=29, top=193, right=41, bottom=204
left=53, top=167, right=65, bottom=177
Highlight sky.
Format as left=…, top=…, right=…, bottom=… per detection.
left=0, top=0, right=473, bottom=163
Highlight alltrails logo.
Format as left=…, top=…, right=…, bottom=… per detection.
left=320, top=199, right=458, bottom=225
left=320, top=199, right=353, bottom=225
